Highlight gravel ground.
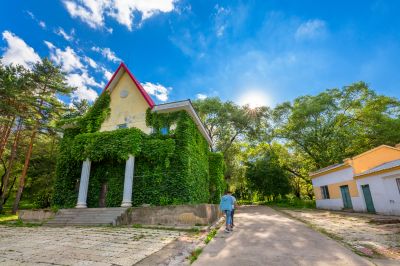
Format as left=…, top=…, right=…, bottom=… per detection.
left=279, top=208, right=400, bottom=261
left=0, top=225, right=183, bottom=266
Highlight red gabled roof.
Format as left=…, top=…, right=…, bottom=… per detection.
left=102, top=62, right=155, bottom=108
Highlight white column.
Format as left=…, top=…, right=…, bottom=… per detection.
left=76, top=158, right=91, bottom=208
left=121, top=155, right=135, bottom=207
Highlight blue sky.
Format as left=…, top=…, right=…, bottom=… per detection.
left=1, top=0, right=399, bottom=107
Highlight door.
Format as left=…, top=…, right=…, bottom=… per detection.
left=99, top=182, right=108, bottom=208
left=340, top=185, right=353, bottom=209
left=361, top=184, right=375, bottom=213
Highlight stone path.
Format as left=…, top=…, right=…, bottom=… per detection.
left=0, top=226, right=182, bottom=266
left=194, top=206, right=374, bottom=266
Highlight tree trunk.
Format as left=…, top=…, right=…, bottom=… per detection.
left=3, top=174, right=17, bottom=206
left=12, top=126, right=37, bottom=214
left=0, top=121, right=22, bottom=212
left=0, top=116, right=15, bottom=159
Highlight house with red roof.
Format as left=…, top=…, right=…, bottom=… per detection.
left=53, top=63, right=223, bottom=210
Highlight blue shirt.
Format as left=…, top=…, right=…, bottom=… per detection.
left=219, top=195, right=233, bottom=211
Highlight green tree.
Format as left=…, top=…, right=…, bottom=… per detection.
left=11, top=59, right=73, bottom=213
left=246, top=148, right=291, bottom=199
left=273, top=82, right=400, bottom=171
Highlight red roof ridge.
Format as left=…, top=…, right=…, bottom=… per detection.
left=102, top=62, right=155, bottom=108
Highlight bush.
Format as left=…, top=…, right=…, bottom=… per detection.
left=34, top=189, right=53, bottom=208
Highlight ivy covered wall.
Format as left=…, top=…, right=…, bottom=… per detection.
left=53, top=92, right=225, bottom=208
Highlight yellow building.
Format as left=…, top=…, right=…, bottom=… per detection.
left=66, top=62, right=215, bottom=209
left=311, top=144, right=400, bottom=215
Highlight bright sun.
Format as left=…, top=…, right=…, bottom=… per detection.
left=239, top=90, right=270, bottom=108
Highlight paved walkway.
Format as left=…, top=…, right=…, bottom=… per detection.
left=0, top=226, right=182, bottom=265
left=194, top=206, right=374, bottom=266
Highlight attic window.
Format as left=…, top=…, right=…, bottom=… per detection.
left=117, top=123, right=128, bottom=129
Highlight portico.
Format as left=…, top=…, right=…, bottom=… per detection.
left=76, top=155, right=135, bottom=208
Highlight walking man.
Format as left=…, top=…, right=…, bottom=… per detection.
left=219, top=190, right=233, bottom=233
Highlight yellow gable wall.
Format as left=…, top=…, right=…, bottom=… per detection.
left=351, top=146, right=400, bottom=174
left=100, top=72, right=151, bottom=133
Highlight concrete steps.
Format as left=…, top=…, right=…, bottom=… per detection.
left=46, top=207, right=129, bottom=226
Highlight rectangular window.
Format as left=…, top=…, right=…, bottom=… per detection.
left=160, top=126, right=169, bottom=135
left=320, top=185, right=330, bottom=199
left=397, top=178, right=400, bottom=194
left=117, top=123, right=127, bottom=129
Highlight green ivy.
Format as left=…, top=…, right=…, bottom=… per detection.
left=208, top=152, right=226, bottom=203
left=78, top=92, right=111, bottom=133
left=71, top=128, right=144, bottom=162
left=54, top=97, right=219, bottom=208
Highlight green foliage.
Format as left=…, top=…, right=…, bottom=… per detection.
left=33, top=189, right=53, bottom=209
left=204, top=228, right=218, bottom=244
left=189, top=248, right=203, bottom=264
left=262, top=196, right=316, bottom=209
left=87, top=160, right=125, bottom=207
left=78, top=92, right=111, bottom=133
left=246, top=150, right=291, bottom=199
left=273, top=82, right=400, bottom=170
left=133, top=110, right=210, bottom=206
left=145, top=108, right=180, bottom=132
left=71, top=128, right=144, bottom=161
left=54, top=105, right=212, bottom=207
left=208, top=152, right=225, bottom=203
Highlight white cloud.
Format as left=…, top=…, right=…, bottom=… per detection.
left=295, top=19, right=326, bottom=40
left=63, top=0, right=107, bottom=29
left=45, top=41, right=84, bottom=72
left=66, top=71, right=102, bottom=101
left=1, top=31, right=40, bottom=68
left=72, top=86, right=99, bottom=102
left=84, top=56, right=97, bottom=68
left=91, top=46, right=121, bottom=62
left=39, top=21, right=46, bottom=29
left=101, top=67, right=113, bottom=80
left=55, top=27, right=75, bottom=41
left=196, top=93, right=207, bottom=100
left=213, top=5, right=231, bottom=37
left=62, top=0, right=176, bottom=31
left=26, top=11, right=47, bottom=29
left=44, top=41, right=100, bottom=101
left=141, top=82, right=171, bottom=102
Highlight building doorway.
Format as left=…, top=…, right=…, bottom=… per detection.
left=340, top=185, right=353, bottom=209
left=361, top=184, right=375, bottom=213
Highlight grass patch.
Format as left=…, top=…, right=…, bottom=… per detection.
left=132, top=223, right=143, bottom=228
left=0, top=213, right=18, bottom=222
left=204, top=228, right=218, bottom=244
left=189, top=248, right=203, bottom=264
left=262, top=198, right=316, bottom=209
left=0, top=219, right=42, bottom=227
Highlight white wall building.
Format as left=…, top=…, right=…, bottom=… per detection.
left=311, top=145, right=400, bottom=215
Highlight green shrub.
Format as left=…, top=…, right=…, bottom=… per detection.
left=33, top=189, right=53, bottom=209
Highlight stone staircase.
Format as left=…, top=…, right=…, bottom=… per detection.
left=46, top=207, right=129, bottom=226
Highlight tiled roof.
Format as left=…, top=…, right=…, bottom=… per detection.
left=357, top=159, right=400, bottom=176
